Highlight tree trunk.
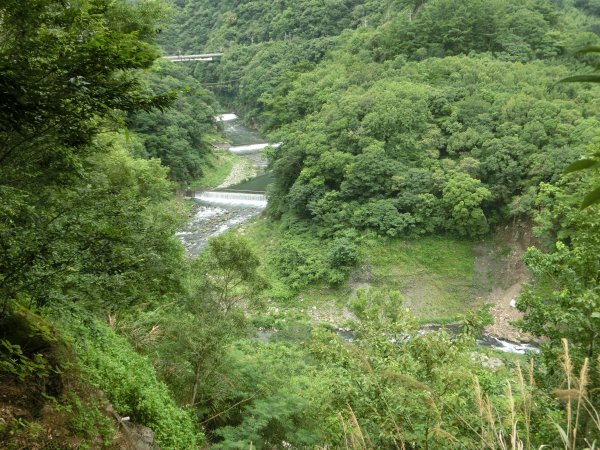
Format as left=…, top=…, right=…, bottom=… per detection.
left=190, top=361, right=202, bottom=406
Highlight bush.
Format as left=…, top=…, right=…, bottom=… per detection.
left=271, top=231, right=361, bottom=289
left=352, top=199, right=416, bottom=236
left=53, top=310, right=202, bottom=449
left=327, top=237, right=359, bottom=267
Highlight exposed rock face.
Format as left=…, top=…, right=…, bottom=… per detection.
left=474, top=221, right=538, bottom=342
left=125, top=423, right=159, bottom=450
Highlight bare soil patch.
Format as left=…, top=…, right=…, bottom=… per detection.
left=475, top=221, right=538, bottom=341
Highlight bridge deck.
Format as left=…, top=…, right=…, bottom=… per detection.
left=164, top=53, right=223, bottom=62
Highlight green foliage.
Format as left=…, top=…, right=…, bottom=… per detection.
left=514, top=151, right=600, bottom=444
left=517, top=231, right=600, bottom=395
left=1, top=0, right=210, bottom=448
left=442, top=172, right=492, bottom=236
left=0, top=339, right=50, bottom=382
left=353, top=199, right=417, bottom=237
left=4, top=0, right=600, bottom=447
left=129, top=60, right=218, bottom=185
left=196, top=233, right=268, bottom=311
left=255, top=51, right=599, bottom=237
left=0, top=419, right=48, bottom=450
left=272, top=239, right=332, bottom=289
left=188, top=152, right=239, bottom=190
left=0, top=0, right=172, bottom=172
left=211, top=341, right=326, bottom=449
left=159, top=0, right=385, bottom=52
left=54, top=309, right=202, bottom=449
left=1, top=139, right=189, bottom=313
left=458, top=305, right=494, bottom=337
left=374, top=0, right=563, bottom=62
left=562, top=147, right=600, bottom=210
left=66, top=392, right=115, bottom=446
left=0, top=306, right=63, bottom=381
left=328, top=237, right=360, bottom=268
left=271, top=224, right=358, bottom=289
left=0, top=0, right=187, bottom=313
left=0, top=307, right=126, bottom=448
left=120, top=234, right=265, bottom=426
left=350, top=288, right=407, bottom=325
left=519, top=242, right=600, bottom=357
left=307, top=290, right=561, bottom=449
left=171, top=0, right=600, bottom=240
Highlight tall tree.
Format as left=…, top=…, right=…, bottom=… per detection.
left=0, top=0, right=178, bottom=312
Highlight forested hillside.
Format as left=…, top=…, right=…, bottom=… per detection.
left=128, top=61, right=218, bottom=185
left=1, top=0, right=599, bottom=449
left=165, top=0, right=600, bottom=447
left=169, top=0, right=600, bottom=236
left=160, top=0, right=390, bottom=52
left=0, top=0, right=204, bottom=447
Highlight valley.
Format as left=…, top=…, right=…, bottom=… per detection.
left=1, top=0, right=599, bottom=448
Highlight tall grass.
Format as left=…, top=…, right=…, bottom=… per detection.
left=324, top=340, right=599, bottom=450
left=475, top=339, right=598, bottom=450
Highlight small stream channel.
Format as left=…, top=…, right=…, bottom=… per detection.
left=258, top=325, right=539, bottom=355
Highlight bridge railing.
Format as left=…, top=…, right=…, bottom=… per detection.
left=163, top=53, right=224, bottom=62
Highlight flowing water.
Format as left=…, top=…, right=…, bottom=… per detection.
left=417, top=323, right=540, bottom=354
left=333, top=326, right=539, bottom=355
left=176, top=113, right=271, bottom=256
left=196, top=191, right=267, bottom=206
left=179, top=116, right=538, bottom=354
left=257, top=325, right=539, bottom=355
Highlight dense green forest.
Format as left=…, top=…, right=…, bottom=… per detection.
left=1, top=0, right=600, bottom=449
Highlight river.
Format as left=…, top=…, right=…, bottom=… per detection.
left=176, top=113, right=271, bottom=256
left=176, top=115, right=539, bottom=355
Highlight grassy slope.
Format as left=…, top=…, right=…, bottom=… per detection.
left=0, top=307, right=201, bottom=449
left=242, top=218, right=489, bottom=326
left=362, top=236, right=481, bottom=322
left=188, top=151, right=241, bottom=189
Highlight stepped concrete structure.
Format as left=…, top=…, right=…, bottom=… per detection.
left=193, top=191, right=267, bottom=208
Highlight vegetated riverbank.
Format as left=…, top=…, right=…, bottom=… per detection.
left=236, top=216, right=537, bottom=348
left=188, top=151, right=239, bottom=190
left=179, top=113, right=538, bottom=350
left=176, top=113, right=271, bottom=255
left=177, top=112, right=539, bottom=362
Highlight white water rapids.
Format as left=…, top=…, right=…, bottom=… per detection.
left=178, top=114, right=538, bottom=354
left=176, top=113, right=269, bottom=255
left=196, top=191, right=267, bottom=207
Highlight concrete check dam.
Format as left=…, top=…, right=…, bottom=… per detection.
left=176, top=113, right=275, bottom=255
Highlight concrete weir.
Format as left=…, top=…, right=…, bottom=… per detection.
left=229, top=143, right=275, bottom=154
left=216, top=113, right=238, bottom=121
left=195, top=191, right=267, bottom=208
left=177, top=113, right=270, bottom=255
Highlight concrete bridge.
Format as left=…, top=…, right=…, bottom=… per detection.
left=163, top=53, right=224, bottom=62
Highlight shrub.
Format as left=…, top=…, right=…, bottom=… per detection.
left=327, top=237, right=359, bottom=267
left=54, top=311, right=203, bottom=449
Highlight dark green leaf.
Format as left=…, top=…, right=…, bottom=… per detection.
left=560, top=75, right=600, bottom=83
left=574, top=46, right=600, bottom=54
left=563, top=159, right=600, bottom=174
left=581, top=186, right=600, bottom=209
